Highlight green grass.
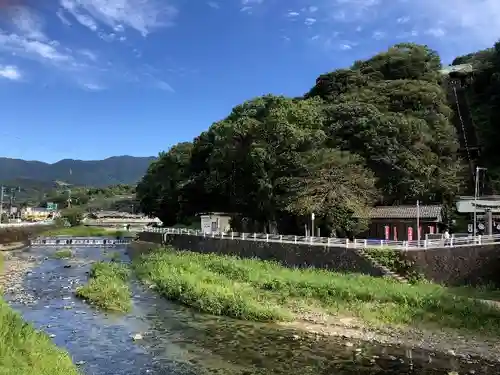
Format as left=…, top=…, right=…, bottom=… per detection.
left=75, top=261, right=131, bottom=313
left=42, top=226, right=125, bottom=237
left=133, top=247, right=500, bottom=336
left=53, top=249, right=73, bottom=259
left=0, top=255, right=79, bottom=374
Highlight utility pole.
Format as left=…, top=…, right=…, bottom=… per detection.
left=473, top=166, right=487, bottom=237
left=311, top=212, right=315, bottom=238
left=416, top=200, right=420, bottom=245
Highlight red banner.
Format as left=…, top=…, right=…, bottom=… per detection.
left=393, top=227, right=398, bottom=241
left=384, top=226, right=390, bottom=240
left=408, top=227, right=413, bottom=241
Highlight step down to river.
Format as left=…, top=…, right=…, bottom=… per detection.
left=30, top=236, right=132, bottom=247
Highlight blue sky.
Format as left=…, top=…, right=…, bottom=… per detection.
left=0, top=0, right=498, bottom=163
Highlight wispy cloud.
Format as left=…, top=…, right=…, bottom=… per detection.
left=0, top=3, right=178, bottom=91
left=207, top=1, right=219, bottom=9
left=0, top=65, right=21, bottom=80
left=287, top=0, right=500, bottom=54
left=240, top=0, right=263, bottom=14
left=58, top=0, right=178, bottom=37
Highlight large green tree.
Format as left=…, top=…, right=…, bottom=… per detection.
left=136, top=142, right=193, bottom=225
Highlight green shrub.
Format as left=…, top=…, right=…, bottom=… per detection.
left=76, top=262, right=131, bottom=312
left=365, top=248, right=425, bottom=283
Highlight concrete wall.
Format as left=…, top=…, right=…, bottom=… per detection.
left=404, top=245, right=500, bottom=286
left=135, top=232, right=384, bottom=277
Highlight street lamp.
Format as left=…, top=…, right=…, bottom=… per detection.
left=473, top=166, right=487, bottom=237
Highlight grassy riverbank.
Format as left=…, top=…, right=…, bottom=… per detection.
left=76, top=262, right=131, bottom=312
left=53, top=249, right=73, bottom=259
left=133, top=247, right=500, bottom=336
left=42, top=226, right=125, bottom=237
left=0, top=256, right=79, bottom=374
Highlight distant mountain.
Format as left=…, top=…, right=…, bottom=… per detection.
left=0, top=156, right=156, bottom=187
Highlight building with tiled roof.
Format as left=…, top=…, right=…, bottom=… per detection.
left=361, top=204, right=444, bottom=241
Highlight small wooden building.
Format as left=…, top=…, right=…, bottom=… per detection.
left=362, top=205, right=443, bottom=241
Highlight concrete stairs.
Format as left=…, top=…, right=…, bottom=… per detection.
left=354, top=248, right=409, bottom=284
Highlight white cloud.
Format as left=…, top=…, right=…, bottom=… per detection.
left=372, top=30, right=385, bottom=40
left=207, top=1, right=219, bottom=9
left=304, top=17, right=316, bottom=26
left=0, top=65, right=21, bottom=80
left=409, top=0, right=500, bottom=44
left=302, top=0, right=500, bottom=55
left=59, top=0, right=178, bottom=37
left=82, top=82, right=104, bottom=90
left=0, top=33, right=71, bottom=62
left=9, top=6, right=47, bottom=41
left=240, top=0, right=263, bottom=13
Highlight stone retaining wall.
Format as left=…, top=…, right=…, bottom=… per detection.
left=135, top=232, right=383, bottom=277
left=403, top=244, right=500, bottom=286
left=135, top=232, right=500, bottom=286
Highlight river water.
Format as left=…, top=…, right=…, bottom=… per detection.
left=3, top=244, right=498, bottom=375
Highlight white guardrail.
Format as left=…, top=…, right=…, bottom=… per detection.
left=143, top=227, right=500, bottom=250
left=0, top=220, right=54, bottom=228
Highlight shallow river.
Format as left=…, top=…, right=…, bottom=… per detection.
left=4, top=244, right=498, bottom=375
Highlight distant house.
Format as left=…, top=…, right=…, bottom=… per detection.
left=198, top=212, right=231, bottom=234
left=22, top=207, right=52, bottom=221
left=362, top=205, right=444, bottom=241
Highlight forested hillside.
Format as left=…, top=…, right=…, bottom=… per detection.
left=0, top=156, right=155, bottom=187
left=137, top=42, right=500, bottom=236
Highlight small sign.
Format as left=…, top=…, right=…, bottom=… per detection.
left=311, top=213, right=315, bottom=220
left=47, top=202, right=58, bottom=211
left=407, top=227, right=413, bottom=241
left=468, top=224, right=473, bottom=233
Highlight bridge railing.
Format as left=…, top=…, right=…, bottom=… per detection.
left=142, top=227, right=500, bottom=249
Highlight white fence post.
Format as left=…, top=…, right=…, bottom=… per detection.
left=242, top=233, right=245, bottom=240
left=327, top=238, right=330, bottom=246
left=266, top=234, right=269, bottom=242
left=363, top=239, right=367, bottom=248
left=294, top=236, right=297, bottom=243
left=279, top=235, right=283, bottom=242
left=231, top=232, right=234, bottom=240
left=253, top=233, right=256, bottom=241
left=345, top=239, right=349, bottom=248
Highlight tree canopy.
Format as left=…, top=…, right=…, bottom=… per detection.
left=136, top=42, right=489, bottom=235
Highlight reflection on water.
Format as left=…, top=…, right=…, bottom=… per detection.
left=3, top=245, right=497, bottom=375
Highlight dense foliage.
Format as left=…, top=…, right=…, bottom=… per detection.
left=137, top=43, right=472, bottom=236
left=452, top=41, right=500, bottom=191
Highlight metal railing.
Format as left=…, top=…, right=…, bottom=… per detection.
left=142, top=227, right=500, bottom=250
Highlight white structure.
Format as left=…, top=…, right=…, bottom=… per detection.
left=199, top=212, right=231, bottom=234
left=456, top=196, right=500, bottom=213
